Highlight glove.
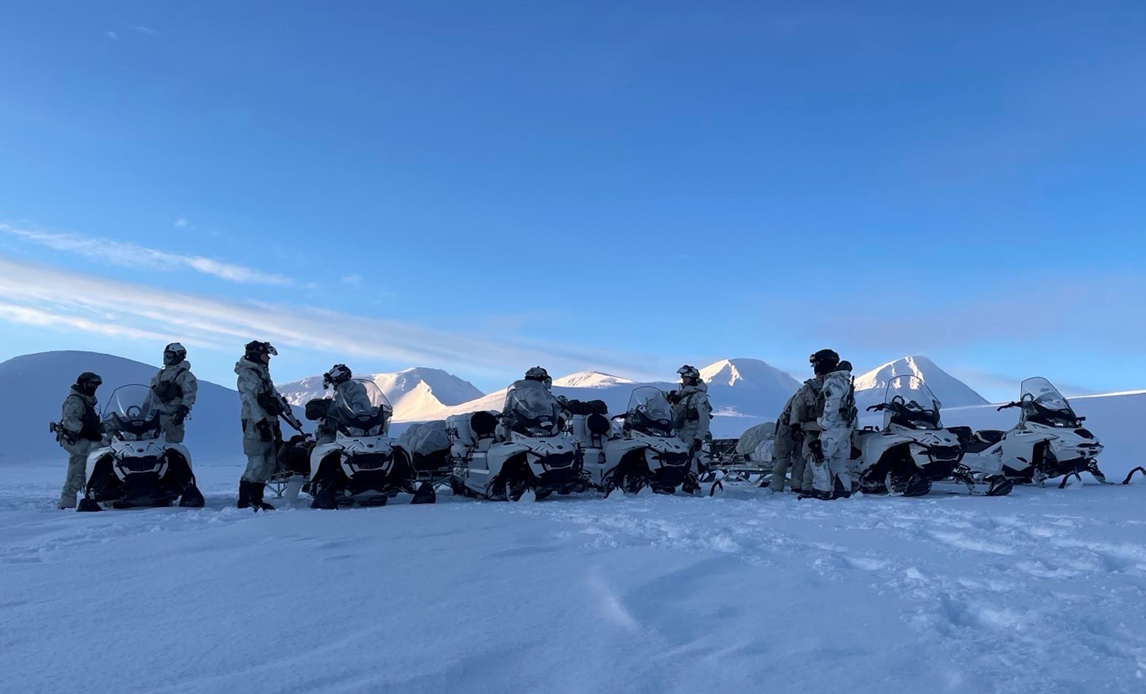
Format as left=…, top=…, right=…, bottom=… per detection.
left=808, top=439, right=825, bottom=464
left=690, top=438, right=702, bottom=454
left=666, top=390, right=681, bottom=404
left=173, top=405, right=190, bottom=426
left=256, top=420, right=273, bottom=442
left=789, top=423, right=803, bottom=440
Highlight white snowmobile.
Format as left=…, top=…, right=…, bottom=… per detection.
left=446, top=380, right=581, bottom=501
left=955, top=377, right=1106, bottom=487
left=573, top=387, right=691, bottom=494
left=855, top=376, right=1012, bottom=497
left=307, top=379, right=434, bottom=509
left=77, top=384, right=205, bottom=511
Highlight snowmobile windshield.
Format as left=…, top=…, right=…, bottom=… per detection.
left=102, top=384, right=162, bottom=440
left=884, top=375, right=942, bottom=430
left=1019, top=377, right=1080, bottom=427
left=626, top=387, right=675, bottom=437
left=329, top=379, right=392, bottom=436
left=503, top=380, right=562, bottom=437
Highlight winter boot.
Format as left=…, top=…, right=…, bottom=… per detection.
left=237, top=480, right=252, bottom=509
left=250, top=483, right=275, bottom=512
left=58, top=492, right=76, bottom=510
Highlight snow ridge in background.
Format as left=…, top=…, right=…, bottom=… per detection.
left=0, top=351, right=271, bottom=464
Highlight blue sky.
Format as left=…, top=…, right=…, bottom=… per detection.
left=1, top=0, right=1143, bottom=399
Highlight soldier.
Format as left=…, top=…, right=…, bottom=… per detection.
left=669, top=365, right=713, bottom=490
left=149, top=342, right=198, bottom=444
left=55, top=372, right=104, bottom=509
left=805, top=351, right=856, bottom=500
left=235, top=340, right=300, bottom=511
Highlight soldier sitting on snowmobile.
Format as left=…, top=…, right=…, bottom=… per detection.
left=149, top=342, right=198, bottom=444
left=500, top=366, right=565, bottom=439
left=53, top=372, right=105, bottom=509
left=668, top=365, right=713, bottom=492
left=805, top=352, right=857, bottom=500
left=235, top=340, right=300, bottom=511
left=314, top=364, right=375, bottom=444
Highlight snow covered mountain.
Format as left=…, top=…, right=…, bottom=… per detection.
left=436, top=358, right=800, bottom=438
left=854, top=355, right=987, bottom=412
left=278, top=367, right=483, bottom=422
left=0, top=351, right=265, bottom=464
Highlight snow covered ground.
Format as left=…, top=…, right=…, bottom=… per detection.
left=3, top=460, right=1145, bottom=693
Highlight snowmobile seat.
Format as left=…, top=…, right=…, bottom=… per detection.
left=975, top=430, right=1005, bottom=447
left=947, top=426, right=973, bottom=450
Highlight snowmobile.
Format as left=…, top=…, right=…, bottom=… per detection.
left=77, top=385, right=205, bottom=511
left=954, top=377, right=1106, bottom=487
left=446, top=380, right=582, bottom=501
left=307, top=379, right=435, bottom=509
left=855, top=375, right=1012, bottom=497
left=572, top=387, right=692, bottom=494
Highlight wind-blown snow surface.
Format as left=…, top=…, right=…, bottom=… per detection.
left=279, top=367, right=483, bottom=422
left=855, top=355, right=988, bottom=412
left=2, top=465, right=1146, bottom=694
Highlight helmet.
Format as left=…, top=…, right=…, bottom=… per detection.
left=809, top=349, right=840, bottom=375
left=838, top=360, right=853, bottom=373
left=163, top=342, right=187, bottom=366
left=76, top=372, right=102, bottom=396
left=524, top=366, right=550, bottom=383
left=244, top=340, right=278, bottom=361
left=323, top=364, right=353, bottom=389
left=677, top=364, right=700, bottom=382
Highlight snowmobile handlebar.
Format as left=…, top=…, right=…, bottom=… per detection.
left=866, top=404, right=886, bottom=412
left=997, top=401, right=1020, bottom=411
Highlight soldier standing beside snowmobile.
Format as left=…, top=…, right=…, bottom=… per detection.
left=54, top=372, right=103, bottom=509
left=806, top=352, right=857, bottom=500
left=668, top=365, right=713, bottom=490
left=769, top=390, right=804, bottom=493
left=314, top=364, right=373, bottom=444
left=149, top=342, right=198, bottom=444
left=235, top=340, right=299, bottom=511
left=788, top=363, right=826, bottom=495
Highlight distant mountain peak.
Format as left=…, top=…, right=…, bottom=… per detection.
left=855, top=355, right=987, bottom=409
left=551, top=371, right=635, bottom=388
left=279, top=366, right=483, bottom=422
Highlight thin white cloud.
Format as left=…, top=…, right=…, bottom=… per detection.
left=133, top=25, right=158, bottom=35
left=341, top=274, right=363, bottom=285
left=106, top=31, right=119, bottom=40
left=0, top=255, right=667, bottom=380
left=174, top=218, right=192, bottom=228
left=0, top=223, right=291, bottom=286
